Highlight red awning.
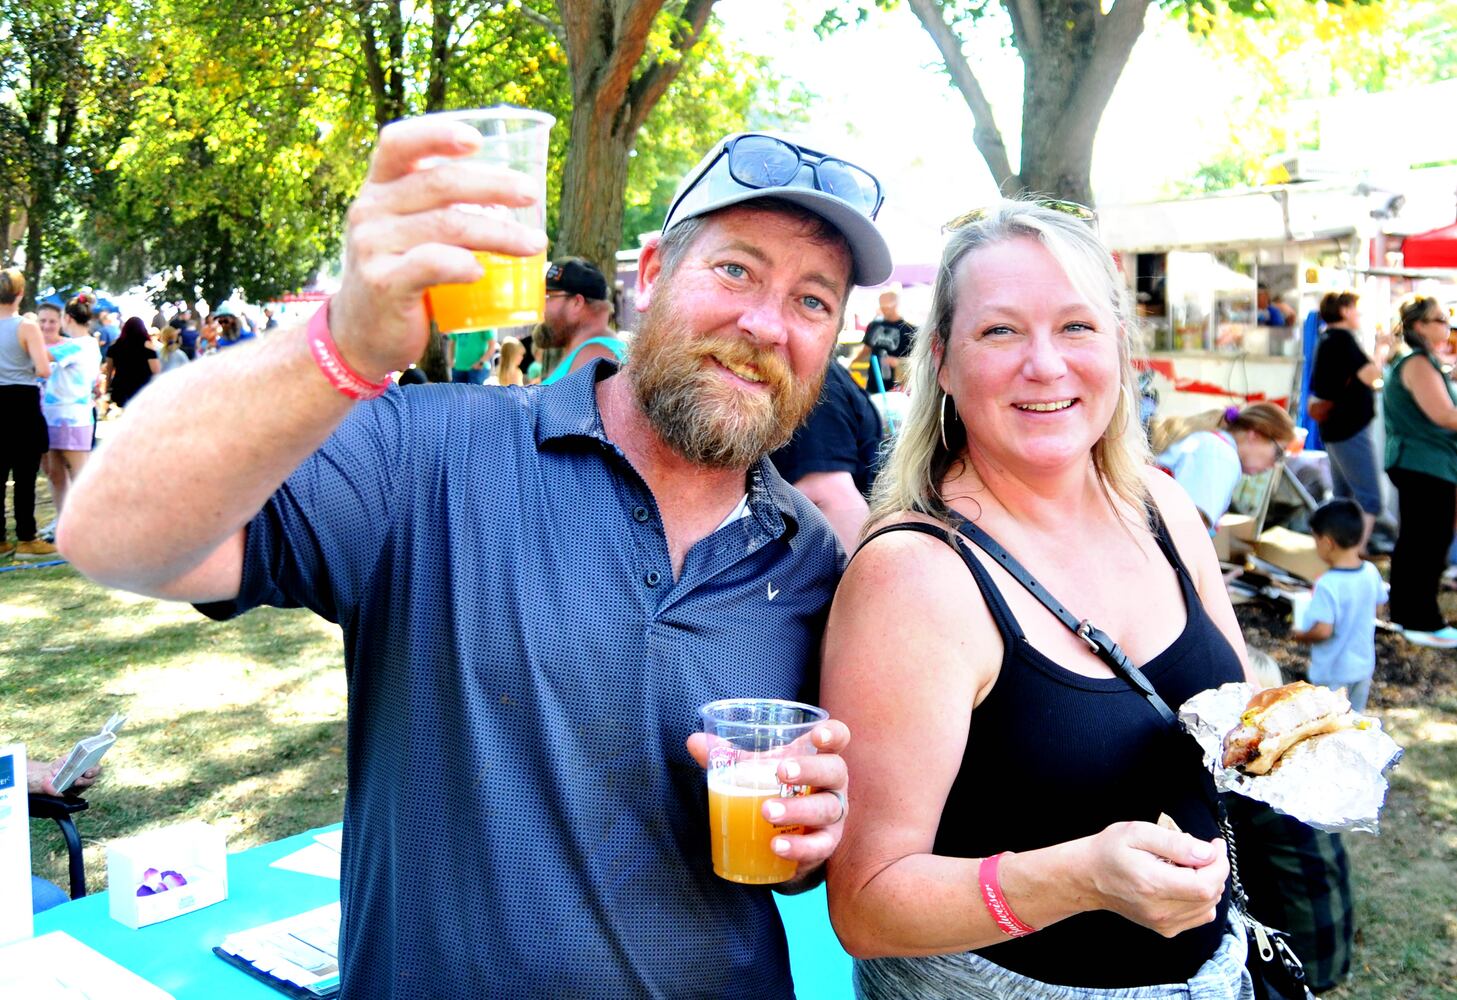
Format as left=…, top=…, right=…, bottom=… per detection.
left=1402, top=222, right=1457, bottom=268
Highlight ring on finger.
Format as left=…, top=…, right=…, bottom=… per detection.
left=831, top=789, right=848, bottom=824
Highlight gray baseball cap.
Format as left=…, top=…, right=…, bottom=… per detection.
left=662, top=133, right=893, bottom=287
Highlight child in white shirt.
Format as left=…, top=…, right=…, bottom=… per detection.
left=1290, top=499, right=1388, bottom=711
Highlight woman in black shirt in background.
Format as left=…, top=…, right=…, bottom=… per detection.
left=1309, top=291, right=1391, bottom=550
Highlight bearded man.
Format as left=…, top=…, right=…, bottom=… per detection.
left=58, top=127, right=891, bottom=998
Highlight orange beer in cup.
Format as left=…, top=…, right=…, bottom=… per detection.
left=700, top=698, right=829, bottom=885
left=418, top=107, right=555, bottom=334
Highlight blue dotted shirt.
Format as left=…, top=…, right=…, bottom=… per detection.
left=200, top=361, right=843, bottom=999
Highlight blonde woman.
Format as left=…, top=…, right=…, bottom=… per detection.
left=495, top=336, right=526, bottom=387
left=1150, top=402, right=1296, bottom=529
left=157, top=324, right=190, bottom=373
left=823, top=201, right=1259, bottom=997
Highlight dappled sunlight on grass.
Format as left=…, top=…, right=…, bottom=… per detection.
left=0, top=602, right=52, bottom=622
left=8, top=566, right=348, bottom=893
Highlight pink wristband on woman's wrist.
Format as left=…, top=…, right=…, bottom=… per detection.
left=306, top=299, right=392, bottom=401
left=979, top=852, right=1037, bottom=938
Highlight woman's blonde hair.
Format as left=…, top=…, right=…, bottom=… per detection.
left=1149, top=401, right=1296, bottom=456
left=497, top=336, right=525, bottom=385
left=867, top=199, right=1149, bottom=528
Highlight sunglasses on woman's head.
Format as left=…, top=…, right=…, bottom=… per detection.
left=942, top=198, right=1097, bottom=234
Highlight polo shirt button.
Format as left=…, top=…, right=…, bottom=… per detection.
left=633, top=506, right=650, bottom=523
left=644, top=570, right=661, bottom=587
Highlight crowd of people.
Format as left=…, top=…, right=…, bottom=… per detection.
left=7, top=120, right=1454, bottom=999
left=0, top=282, right=286, bottom=559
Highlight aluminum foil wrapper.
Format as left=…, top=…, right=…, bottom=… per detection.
left=1179, top=682, right=1403, bottom=834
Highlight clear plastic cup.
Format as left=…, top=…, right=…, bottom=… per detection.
left=419, top=107, right=555, bottom=334
left=699, top=698, right=828, bottom=885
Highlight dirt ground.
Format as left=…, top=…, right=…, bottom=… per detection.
left=1236, top=587, right=1457, bottom=707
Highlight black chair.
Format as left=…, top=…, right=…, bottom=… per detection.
left=28, top=792, right=90, bottom=899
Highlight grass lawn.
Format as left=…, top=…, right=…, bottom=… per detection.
left=1337, top=700, right=1457, bottom=999
left=3, top=476, right=1454, bottom=996
left=3, top=563, right=347, bottom=892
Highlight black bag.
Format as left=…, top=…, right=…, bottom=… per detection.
left=1217, top=804, right=1315, bottom=1000
left=942, top=511, right=1316, bottom=1000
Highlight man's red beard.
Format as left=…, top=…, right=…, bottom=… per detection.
left=629, top=290, right=827, bottom=469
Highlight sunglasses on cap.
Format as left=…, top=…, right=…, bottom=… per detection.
left=668, top=134, right=884, bottom=223
left=942, top=198, right=1097, bottom=234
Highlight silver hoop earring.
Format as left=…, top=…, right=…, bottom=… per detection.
left=940, top=393, right=955, bottom=451
left=1110, top=381, right=1131, bottom=437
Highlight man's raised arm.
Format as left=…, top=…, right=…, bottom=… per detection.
left=57, top=119, right=546, bottom=602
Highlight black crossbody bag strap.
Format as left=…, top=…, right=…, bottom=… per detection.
left=945, top=512, right=1179, bottom=728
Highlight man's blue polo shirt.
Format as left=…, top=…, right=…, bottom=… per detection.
left=199, top=360, right=843, bottom=999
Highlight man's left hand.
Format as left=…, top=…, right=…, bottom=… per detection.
left=28, top=756, right=101, bottom=797
left=685, top=720, right=851, bottom=886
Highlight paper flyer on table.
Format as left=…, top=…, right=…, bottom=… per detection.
left=0, top=931, right=174, bottom=998
left=270, top=843, right=341, bottom=880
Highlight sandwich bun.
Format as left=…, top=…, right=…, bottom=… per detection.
left=1221, top=682, right=1353, bottom=775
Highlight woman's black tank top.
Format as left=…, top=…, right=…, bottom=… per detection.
left=872, top=509, right=1242, bottom=988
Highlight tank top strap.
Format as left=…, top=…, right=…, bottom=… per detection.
left=1144, top=501, right=1195, bottom=584
left=855, top=522, right=1025, bottom=646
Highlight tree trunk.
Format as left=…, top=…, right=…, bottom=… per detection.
left=914, top=0, right=1151, bottom=207
left=1014, top=0, right=1149, bottom=206
left=356, top=0, right=409, bottom=128
left=426, top=0, right=453, bottom=112
left=24, top=206, right=44, bottom=311
left=554, top=0, right=718, bottom=279
left=556, top=103, right=635, bottom=283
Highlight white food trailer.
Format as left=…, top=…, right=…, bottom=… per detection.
left=1101, top=165, right=1457, bottom=419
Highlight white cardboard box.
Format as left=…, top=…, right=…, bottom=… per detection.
left=108, top=821, right=228, bottom=928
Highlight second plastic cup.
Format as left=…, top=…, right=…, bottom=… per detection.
left=700, top=698, right=828, bottom=885
left=419, top=106, right=555, bottom=334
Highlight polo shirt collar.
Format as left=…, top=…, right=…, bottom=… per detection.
left=534, top=357, right=618, bottom=446
left=534, top=358, right=799, bottom=541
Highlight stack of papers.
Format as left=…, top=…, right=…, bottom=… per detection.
left=214, top=901, right=340, bottom=998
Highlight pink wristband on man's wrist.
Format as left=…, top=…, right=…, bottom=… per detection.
left=306, top=299, right=392, bottom=401
left=979, top=852, right=1037, bottom=938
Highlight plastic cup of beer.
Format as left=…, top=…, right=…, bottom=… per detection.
left=699, top=698, right=829, bottom=885
left=419, top=106, right=555, bottom=334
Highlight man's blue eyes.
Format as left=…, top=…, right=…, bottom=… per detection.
left=718, top=264, right=830, bottom=312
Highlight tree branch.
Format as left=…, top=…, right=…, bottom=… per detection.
left=594, top=0, right=664, bottom=111
left=1009, top=0, right=1043, bottom=54
left=1056, top=0, right=1150, bottom=152
left=519, top=4, right=565, bottom=43
left=908, top=0, right=1017, bottom=190
left=624, top=0, right=716, bottom=135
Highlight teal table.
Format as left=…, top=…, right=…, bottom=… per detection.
left=34, top=824, right=854, bottom=998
